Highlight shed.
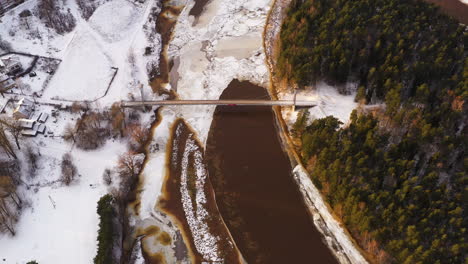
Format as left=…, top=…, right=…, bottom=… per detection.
left=30, top=112, right=41, bottom=121
left=33, top=123, right=45, bottom=134
left=38, top=112, right=48, bottom=123
left=21, top=129, right=37, bottom=137
left=3, top=57, right=22, bottom=75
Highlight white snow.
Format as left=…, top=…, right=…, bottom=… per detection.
left=0, top=140, right=127, bottom=264
left=179, top=136, right=221, bottom=261
left=88, top=0, right=141, bottom=43
left=137, top=107, right=176, bottom=219
left=0, top=0, right=161, bottom=263
left=43, top=28, right=115, bottom=101
left=279, top=82, right=358, bottom=128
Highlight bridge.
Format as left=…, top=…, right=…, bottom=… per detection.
left=121, top=99, right=317, bottom=108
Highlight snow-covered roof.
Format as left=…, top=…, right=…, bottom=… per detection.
left=30, top=112, right=41, bottom=121
left=0, top=59, right=5, bottom=68
left=38, top=112, right=48, bottom=123
left=18, top=118, right=35, bottom=129
left=21, top=129, right=37, bottom=137
left=33, top=123, right=45, bottom=134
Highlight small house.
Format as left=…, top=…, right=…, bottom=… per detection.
left=3, top=57, right=22, bottom=75
left=13, top=98, right=34, bottom=119
left=0, top=73, right=16, bottom=92
left=18, top=118, right=35, bottom=129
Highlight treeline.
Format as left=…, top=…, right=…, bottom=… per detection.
left=298, top=113, right=465, bottom=263
left=94, top=194, right=116, bottom=264
left=279, top=0, right=465, bottom=103
left=36, top=0, right=76, bottom=34
left=281, top=0, right=467, bottom=263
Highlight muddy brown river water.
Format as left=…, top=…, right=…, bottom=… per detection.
left=205, top=80, right=338, bottom=264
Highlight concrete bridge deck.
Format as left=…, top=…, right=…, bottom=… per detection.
left=121, top=100, right=316, bottom=107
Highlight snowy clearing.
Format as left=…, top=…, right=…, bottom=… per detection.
left=279, top=82, right=358, bottom=128
left=43, top=28, right=115, bottom=101
left=0, top=140, right=127, bottom=264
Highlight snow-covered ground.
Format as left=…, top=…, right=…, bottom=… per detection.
left=0, top=137, right=127, bottom=263
left=137, top=107, right=176, bottom=220
left=0, top=0, right=160, bottom=263
left=1, top=0, right=156, bottom=106
left=43, top=28, right=116, bottom=101
left=279, top=82, right=358, bottom=128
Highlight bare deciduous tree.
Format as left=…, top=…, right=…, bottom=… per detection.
left=0, top=175, right=21, bottom=236
left=102, top=168, right=112, bottom=186
left=37, top=0, right=76, bottom=34
left=60, top=153, right=77, bottom=185
left=0, top=123, right=16, bottom=159
left=63, top=123, right=76, bottom=142
left=110, top=103, right=126, bottom=137
left=2, top=118, right=22, bottom=150
left=71, top=101, right=86, bottom=114
left=24, top=145, right=39, bottom=179
left=117, top=151, right=143, bottom=197
left=128, top=123, right=149, bottom=152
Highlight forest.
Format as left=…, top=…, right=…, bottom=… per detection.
left=280, top=0, right=467, bottom=263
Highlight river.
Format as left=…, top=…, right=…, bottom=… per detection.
left=205, top=79, right=338, bottom=264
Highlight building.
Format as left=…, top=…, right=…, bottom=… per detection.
left=33, top=123, right=45, bottom=134
left=0, top=0, right=25, bottom=17
left=18, top=118, right=35, bottom=129
left=3, top=57, right=22, bottom=75
left=19, top=117, right=47, bottom=137
left=0, top=73, right=16, bottom=92
left=21, top=129, right=37, bottom=137
left=13, top=98, right=34, bottom=119
left=38, top=112, right=48, bottom=123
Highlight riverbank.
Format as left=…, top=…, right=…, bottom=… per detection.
left=127, top=0, right=275, bottom=262
left=263, top=0, right=369, bottom=263
left=425, top=0, right=468, bottom=24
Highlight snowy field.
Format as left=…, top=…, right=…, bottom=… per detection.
left=43, top=29, right=115, bottom=101
left=0, top=140, right=127, bottom=263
